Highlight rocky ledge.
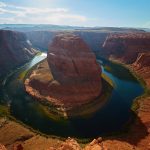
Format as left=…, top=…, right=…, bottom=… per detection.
left=100, top=32, right=150, bottom=149
left=102, top=33, right=150, bottom=64
left=25, top=34, right=102, bottom=117
left=132, top=52, right=150, bottom=88
left=0, top=30, right=37, bottom=77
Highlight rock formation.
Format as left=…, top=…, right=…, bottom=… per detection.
left=132, top=52, right=150, bottom=87
left=26, top=30, right=109, bottom=52
left=102, top=33, right=150, bottom=63
left=133, top=52, right=150, bottom=69
left=0, top=144, right=7, bottom=150
left=25, top=28, right=144, bottom=54
left=56, top=138, right=81, bottom=150
left=47, top=34, right=102, bottom=106
left=26, top=31, right=57, bottom=51
left=25, top=34, right=102, bottom=117
left=100, top=32, right=150, bottom=149
left=74, top=31, right=109, bottom=52
left=0, top=30, right=37, bottom=77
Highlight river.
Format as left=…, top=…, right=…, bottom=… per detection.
left=0, top=53, right=144, bottom=139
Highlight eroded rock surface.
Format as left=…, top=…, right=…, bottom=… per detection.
left=0, top=30, right=37, bottom=77
left=0, top=144, right=7, bottom=150
left=25, top=34, right=102, bottom=117
left=102, top=33, right=150, bottom=63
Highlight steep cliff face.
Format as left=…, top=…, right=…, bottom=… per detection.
left=26, top=31, right=57, bottom=51
left=47, top=34, right=102, bottom=108
left=47, top=34, right=101, bottom=85
left=0, top=30, right=37, bottom=77
left=132, top=52, right=150, bottom=87
left=102, top=33, right=150, bottom=63
left=25, top=34, right=102, bottom=117
left=0, top=144, right=7, bottom=150
left=133, top=52, right=150, bottom=68
left=74, top=31, right=108, bottom=51
left=26, top=29, right=145, bottom=55
left=25, top=31, right=109, bottom=52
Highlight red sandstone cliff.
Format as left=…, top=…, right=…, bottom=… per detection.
left=25, top=34, right=102, bottom=116
left=133, top=52, right=150, bottom=69
left=26, top=31, right=57, bottom=51
left=0, top=30, right=37, bottom=77
left=47, top=34, right=102, bottom=105
left=0, top=144, right=7, bottom=150
left=132, top=52, right=150, bottom=87
left=102, top=33, right=150, bottom=63
left=26, top=30, right=109, bottom=52
left=101, top=33, right=150, bottom=149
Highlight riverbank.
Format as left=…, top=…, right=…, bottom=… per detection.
left=24, top=59, right=112, bottom=119
left=0, top=117, right=64, bottom=150
left=0, top=55, right=149, bottom=149
left=126, top=64, right=150, bottom=149
left=103, top=58, right=150, bottom=150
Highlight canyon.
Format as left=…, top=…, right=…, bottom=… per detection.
left=0, top=27, right=150, bottom=149
left=25, top=27, right=144, bottom=52
left=25, top=34, right=102, bottom=117
left=99, top=33, right=150, bottom=150
left=102, top=33, right=150, bottom=63
left=0, top=30, right=37, bottom=78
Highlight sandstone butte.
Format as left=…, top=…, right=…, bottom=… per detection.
left=25, top=34, right=102, bottom=117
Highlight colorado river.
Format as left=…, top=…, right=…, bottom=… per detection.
left=0, top=53, right=144, bottom=139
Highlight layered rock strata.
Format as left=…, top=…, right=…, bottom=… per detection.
left=25, top=34, right=102, bottom=117
left=0, top=30, right=37, bottom=77
left=102, top=33, right=150, bottom=63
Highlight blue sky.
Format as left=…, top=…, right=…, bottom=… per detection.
left=0, top=0, right=150, bottom=27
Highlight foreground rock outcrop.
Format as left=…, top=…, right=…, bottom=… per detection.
left=0, top=30, right=37, bottom=77
left=0, top=144, right=7, bottom=150
left=102, top=33, right=150, bottom=63
left=25, top=34, right=102, bottom=117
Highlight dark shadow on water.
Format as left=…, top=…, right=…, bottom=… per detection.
left=97, top=56, right=138, bottom=83
left=113, top=110, right=149, bottom=146
left=0, top=54, right=147, bottom=144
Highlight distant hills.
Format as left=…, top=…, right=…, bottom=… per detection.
left=0, top=24, right=149, bottom=32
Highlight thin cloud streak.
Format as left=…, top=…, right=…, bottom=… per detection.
left=0, top=1, right=88, bottom=25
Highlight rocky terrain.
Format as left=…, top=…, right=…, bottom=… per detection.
left=25, top=34, right=102, bottom=117
left=26, top=27, right=144, bottom=52
left=0, top=118, right=63, bottom=150
left=0, top=30, right=37, bottom=78
left=74, top=31, right=109, bottom=52
left=1, top=30, right=150, bottom=149
left=98, top=32, right=150, bottom=150
left=132, top=52, right=150, bottom=87
left=0, top=116, right=138, bottom=150
left=26, top=30, right=109, bottom=52
left=26, top=31, right=58, bottom=51
left=102, top=33, right=150, bottom=63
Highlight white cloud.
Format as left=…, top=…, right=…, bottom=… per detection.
left=0, top=1, right=88, bottom=25
left=0, top=2, right=6, bottom=7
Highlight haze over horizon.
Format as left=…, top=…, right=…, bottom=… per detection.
left=0, top=0, right=150, bottom=28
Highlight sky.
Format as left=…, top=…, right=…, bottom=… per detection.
left=0, top=0, right=150, bottom=28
